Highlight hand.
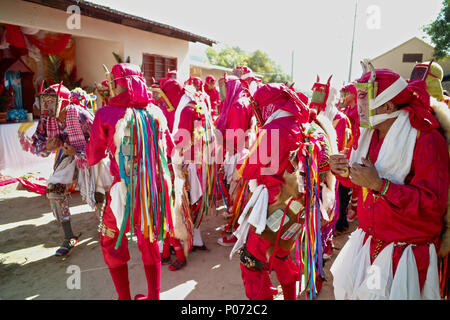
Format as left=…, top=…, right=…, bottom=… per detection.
left=45, top=137, right=62, bottom=151
left=350, top=157, right=383, bottom=191
left=62, top=143, right=77, bottom=156
left=329, top=152, right=350, bottom=176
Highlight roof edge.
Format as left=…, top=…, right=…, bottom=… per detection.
left=21, top=0, right=216, bottom=46
left=372, top=36, right=434, bottom=61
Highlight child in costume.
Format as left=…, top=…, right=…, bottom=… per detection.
left=29, top=83, right=94, bottom=257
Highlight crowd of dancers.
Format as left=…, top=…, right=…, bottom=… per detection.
left=21, top=59, right=450, bottom=300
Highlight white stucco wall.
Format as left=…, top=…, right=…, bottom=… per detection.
left=0, top=0, right=191, bottom=86
left=73, top=36, right=124, bottom=88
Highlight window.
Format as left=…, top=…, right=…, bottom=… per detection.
left=402, top=53, right=423, bottom=63
left=142, top=53, right=177, bottom=85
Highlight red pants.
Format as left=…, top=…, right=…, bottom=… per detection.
left=240, top=229, right=300, bottom=300
left=101, top=193, right=161, bottom=269
left=162, top=235, right=186, bottom=261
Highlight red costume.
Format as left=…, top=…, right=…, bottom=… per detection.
left=157, top=79, right=184, bottom=133
left=231, top=83, right=331, bottom=300
left=338, top=83, right=360, bottom=228
left=310, top=77, right=352, bottom=259
left=215, top=75, right=254, bottom=246
left=340, top=83, right=359, bottom=150
left=86, top=63, right=173, bottom=300
left=203, top=75, right=221, bottom=116
left=216, top=75, right=253, bottom=156
left=331, top=68, right=449, bottom=300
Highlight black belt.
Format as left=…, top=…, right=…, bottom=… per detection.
left=238, top=247, right=265, bottom=271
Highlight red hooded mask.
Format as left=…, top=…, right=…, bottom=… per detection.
left=252, top=83, right=311, bottom=126
left=185, top=77, right=203, bottom=92
left=108, top=63, right=149, bottom=109
left=161, top=78, right=184, bottom=109
left=310, top=75, right=332, bottom=112
left=40, top=82, right=71, bottom=118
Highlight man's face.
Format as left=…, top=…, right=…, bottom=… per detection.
left=356, top=87, right=370, bottom=127
left=344, top=91, right=355, bottom=107
left=207, top=81, right=215, bottom=90
left=339, top=92, right=346, bottom=106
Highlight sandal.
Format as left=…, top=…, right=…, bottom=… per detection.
left=161, top=257, right=171, bottom=265
left=55, top=236, right=79, bottom=257
left=169, top=259, right=186, bottom=271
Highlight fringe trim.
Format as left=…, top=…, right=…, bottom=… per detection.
left=430, top=97, right=450, bottom=257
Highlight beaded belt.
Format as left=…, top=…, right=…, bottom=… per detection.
left=371, top=237, right=419, bottom=261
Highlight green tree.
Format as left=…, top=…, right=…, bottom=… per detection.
left=206, top=46, right=249, bottom=69
left=206, top=46, right=292, bottom=84
left=423, top=0, right=450, bottom=60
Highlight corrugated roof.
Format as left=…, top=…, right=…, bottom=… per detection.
left=22, top=0, right=216, bottom=46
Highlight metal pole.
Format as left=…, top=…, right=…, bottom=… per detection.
left=348, top=0, right=358, bottom=82
left=291, top=50, right=294, bottom=81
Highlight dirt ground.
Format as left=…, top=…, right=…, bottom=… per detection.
left=0, top=182, right=356, bottom=300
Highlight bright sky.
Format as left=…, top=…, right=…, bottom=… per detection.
left=91, top=0, right=443, bottom=90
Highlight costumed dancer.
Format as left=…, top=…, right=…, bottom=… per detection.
left=215, top=74, right=254, bottom=247
left=185, top=76, right=216, bottom=119
left=203, top=75, right=221, bottom=117
left=152, top=78, right=188, bottom=271
left=163, top=78, right=217, bottom=271
left=410, top=60, right=450, bottom=107
left=86, top=63, right=174, bottom=300
left=338, top=82, right=360, bottom=228
left=158, top=70, right=178, bottom=86
left=411, top=60, right=450, bottom=300
left=309, top=75, right=353, bottom=261
left=153, top=77, right=199, bottom=271
left=230, top=83, right=336, bottom=300
left=232, top=66, right=261, bottom=97
left=28, top=82, right=94, bottom=257
left=94, top=80, right=111, bottom=108
left=151, top=78, right=184, bottom=133
left=329, top=62, right=449, bottom=300
left=184, top=76, right=204, bottom=92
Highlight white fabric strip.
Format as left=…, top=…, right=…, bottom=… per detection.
left=263, top=109, right=294, bottom=126
left=389, top=245, right=421, bottom=300
left=370, top=77, right=408, bottom=111
left=331, top=228, right=441, bottom=300
left=369, top=110, right=402, bottom=127
left=349, top=110, right=417, bottom=185
left=230, top=185, right=268, bottom=259
left=47, top=157, right=76, bottom=185
left=187, top=162, right=202, bottom=205
left=109, top=180, right=127, bottom=231
left=172, top=94, right=193, bottom=135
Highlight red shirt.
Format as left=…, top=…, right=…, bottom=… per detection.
left=339, top=129, right=449, bottom=244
